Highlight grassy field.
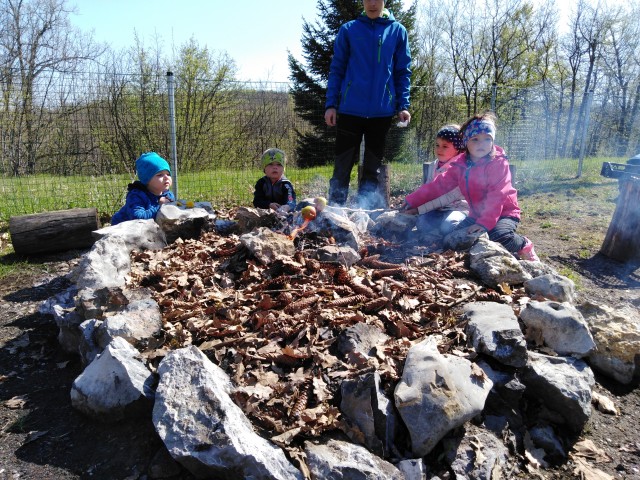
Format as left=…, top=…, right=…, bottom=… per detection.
left=0, top=156, right=624, bottom=224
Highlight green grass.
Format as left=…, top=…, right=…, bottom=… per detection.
left=557, top=267, right=583, bottom=289
left=0, top=247, right=32, bottom=280
left=0, top=155, right=623, bottom=225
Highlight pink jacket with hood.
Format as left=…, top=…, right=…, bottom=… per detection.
left=406, top=146, right=520, bottom=231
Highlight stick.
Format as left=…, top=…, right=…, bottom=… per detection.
left=325, top=206, right=386, bottom=214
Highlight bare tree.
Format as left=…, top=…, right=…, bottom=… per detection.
left=564, top=0, right=612, bottom=156
left=409, top=0, right=461, bottom=158
left=0, top=0, right=102, bottom=175
left=599, top=5, right=640, bottom=155
left=444, top=0, right=493, bottom=115
left=442, top=0, right=555, bottom=116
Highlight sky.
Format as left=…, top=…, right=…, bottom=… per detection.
left=69, top=0, right=573, bottom=83
left=69, top=0, right=413, bottom=83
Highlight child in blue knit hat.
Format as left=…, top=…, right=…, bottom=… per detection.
left=111, top=152, right=175, bottom=225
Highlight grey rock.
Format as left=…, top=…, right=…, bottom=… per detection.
left=395, top=458, right=425, bottom=480
left=520, top=300, right=595, bottom=357
left=93, top=219, right=166, bottom=252
left=305, top=439, right=404, bottom=480
left=469, top=236, right=532, bottom=288
left=340, top=372, right=400, bottom=457
left=155, top=205, right=213, bottom=243
left=337, top=322, right=390, bottom=366
left=463, top=301, right=528, bottom=367
left=153, top=346, right=302, bottom=480
left=70, top=337, right=155, bottom=421
left=444, top=425, right=510, bottom=480
left=443, top=229, right=485, bottom=251
left=521, top=352, right=594, bottom=432
left=524, top=273, right=575, bottom=303
left=578, top=301, right=640, bottom=384
left=240, top=227, right=295, bottom=265
left=315, top=244, right=361, bottom=267
left=394, top=337, right=493, bottom=456
left=95, top=298, right=163, bottom=349
left=529, top=425, right=566, bottom=462
left=234, top=206, right=280, bottom=234
left=70, top=236, right=131, bottom=289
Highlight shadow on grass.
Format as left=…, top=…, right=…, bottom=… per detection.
left=3, top=275, right=72, bottom=303
left=550, top=251, right=640, bottom=295
left=0, top=248, right=86, bottom=284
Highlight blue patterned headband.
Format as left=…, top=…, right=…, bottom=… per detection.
left=462, top=118, right=496, bottom=147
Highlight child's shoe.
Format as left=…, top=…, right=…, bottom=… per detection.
left=517, top=237, right=540, bottom=262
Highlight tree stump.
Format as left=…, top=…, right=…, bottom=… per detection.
left=9, top=208, right=99, bottom=255
left=600, top=177, right=640, bottom=262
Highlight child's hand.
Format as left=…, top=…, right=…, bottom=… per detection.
left=159, top=196, right=172, bottom=205
left=467, top=224, right=486, bottom=234
left=269, top=202, right=281, bottom=211
left=398, top=201, right=417, bottom=215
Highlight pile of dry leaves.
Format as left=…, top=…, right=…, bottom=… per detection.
left=127, top=226, right=522, bottom=453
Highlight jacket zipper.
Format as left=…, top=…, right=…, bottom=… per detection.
left=342, top=81, right=351, bottom=103
left=464, top=159, right=476, bottom=217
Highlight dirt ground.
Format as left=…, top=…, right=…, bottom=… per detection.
left=0, top=189, right=639, bottom=480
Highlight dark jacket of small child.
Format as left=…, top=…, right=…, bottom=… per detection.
left=111, top=181, right=175, bottom=225
left=253, top=175, right=296, bottom=211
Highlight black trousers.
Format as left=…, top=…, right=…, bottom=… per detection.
left=328, top=114, right=392, bottom=206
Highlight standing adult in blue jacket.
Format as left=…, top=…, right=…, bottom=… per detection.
left=324, top=0, right=411, bottom=207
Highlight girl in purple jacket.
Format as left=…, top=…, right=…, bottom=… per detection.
left=403, top=113, right=539, bottom=261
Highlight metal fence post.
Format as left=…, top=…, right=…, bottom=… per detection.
left=167, top=71, right=179, bottom=199
left=577, top=90, right=594, bottom=178
left=491, top=83, right=497, bottom=112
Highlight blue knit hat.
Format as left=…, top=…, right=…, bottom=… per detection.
left=136, top=152, right=171, bottom=185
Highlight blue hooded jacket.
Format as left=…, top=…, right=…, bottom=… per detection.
left=111, top=181, right=175, bottom=225
left=325, top=9, right=411, bottom=118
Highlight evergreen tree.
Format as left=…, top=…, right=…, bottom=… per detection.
left=288, top=0, right=416, bottom=168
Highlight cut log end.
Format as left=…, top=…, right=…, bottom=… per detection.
left=9, top=208, right=100, bottom=256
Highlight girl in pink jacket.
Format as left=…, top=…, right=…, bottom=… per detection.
left=414, top=124, right=468, bottom=235
left=403, top=112, right=539, bottom=261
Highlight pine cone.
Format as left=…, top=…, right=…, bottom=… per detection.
left=362, top=297, right=390, bottom=313
left=326, top=295, right=367, bottom=308
left=284, top=295, right=319, bottom=314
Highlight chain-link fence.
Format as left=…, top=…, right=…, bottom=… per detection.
left=0, top=69, right=635, bottom=223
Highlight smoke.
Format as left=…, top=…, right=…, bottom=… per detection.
left=353, top=190, right=387, bottom=210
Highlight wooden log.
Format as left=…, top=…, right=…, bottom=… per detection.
left=9, top=207, right=99, bottom=255
left=600, top=178, right=640, bottom=262
left=376, top=164, right=390, bottom=208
